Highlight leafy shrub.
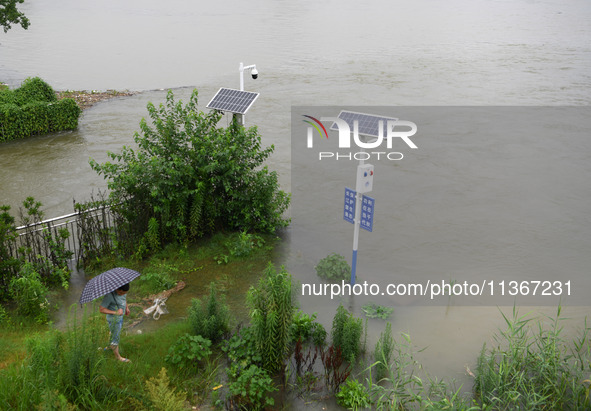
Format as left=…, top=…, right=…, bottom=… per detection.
left=0, top=78, right=81, bottom=143
left=290, top=311, right=327, bottom=347
left=136, top=270, right=177, bottom=295
left=222, top=326, right=262, bottom=370
left=316, top=253, right=351, bottom=282
left=165, top=334, right=212, bottom=371
left=336, top=378, right=371, bottom=410
left=89, top=89, right=290, bottom=248
left=188, top=282, right=230, bottom=344
left=373, top=322, right=394, bottom=381
left=331, top=304, right=363, bottom=363
left=247, top=263, right=295, bottom=373
left=214, top=231, right=265, bottom=264
left=9, top=263, right=50, bottom=323
left=227, top=364, right=277, bottom=410
left=362, top=302, right=394, bottom=320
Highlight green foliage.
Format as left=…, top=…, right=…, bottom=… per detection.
left=214, top=231, right=265, bottom=264
left=247, top=263, right=295, bottom=373
left=222, top=326, right=263, bottom=370
left=89, top=89, right=290, bottom=249
left=362, top=302, right=394, bottom=320
left=0, top=204, right=19, bottom=302
left=0, top=0, right=30, bottom=32
left=332, top=304, right=363, bottom=363
left=0, top=304, right=8, bottom=325
left=188, top=282, right=230, bottom=344
left=165, top=334, right=212, bottom=371
left=3, top=308, right=107, bottom=409
left=142, top=367, right=187, bottom=411
left=227, top=364, right=277, bottom=410
left=373, top=322, right=394, bottom=381
left=474, top=306, right=591, bottom=410
left=290, top=310, right=327, bottom=347
left=316, top=253, right=351, bottom=282
left=0, top=78, right=81, bottom=143
left=9, top=263, right=50, bottom=323
left=336, top=378, right=371, bottom=410
left=136, top=271, right=177, bottom=294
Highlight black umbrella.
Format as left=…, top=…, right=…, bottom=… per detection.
left=79, top=267, right=140, bottom=306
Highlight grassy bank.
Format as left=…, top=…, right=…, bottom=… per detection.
left=2, top=233, right=591, bottom=410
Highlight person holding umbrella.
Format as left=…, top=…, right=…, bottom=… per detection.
left=99, top=283, right=131, bottom=362
left=79, top=267, right=141, bottom=363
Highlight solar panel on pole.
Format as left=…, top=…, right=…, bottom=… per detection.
left=206, top=88, right=260, bottom=115
left=330, top=110, right=399, bottom=138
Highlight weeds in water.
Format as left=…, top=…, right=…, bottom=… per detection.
left=373, top=322, right=394, bottom=382
left=474, top=305, right=591, bottom=410
left=336, top=378, right=371, bottom=410
left=332, top=304, right=363, bottom=363
left=362, top=302, right=394, bottom=320
left=188, top=282, right=231, bottom=344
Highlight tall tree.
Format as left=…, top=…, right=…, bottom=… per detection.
left=0, top=0, right=30, bottom=33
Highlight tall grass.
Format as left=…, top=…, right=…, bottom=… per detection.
left=474, top=305, right=591, bottom=410
left=0, top=305, right=111, bottom=409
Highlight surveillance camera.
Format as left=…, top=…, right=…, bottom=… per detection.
left=251, top=68, right=258, bottom=79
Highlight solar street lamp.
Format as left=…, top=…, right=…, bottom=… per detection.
left=205, top=62, right=260, bottom=126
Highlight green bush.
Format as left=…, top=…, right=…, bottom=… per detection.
left=9, top=263, right=50, bottom=323
left=188, top=282, right=230, bottom=344
left=331, top=304, right=363, bottom=363
left=316, top=253, right=351, bottom=282
left=89, top=89, right=290, bottom=248
left=247, top=263, right=295, bottom=373
left=227, top=364, right=277, bottom=410
left=290, top=311, right=327, bottom=347
left=0, top=77, right=81, bottom=143
left=165, top=334, right=212, bottom=371
left=336, top=378, right=371, bottom=410
left=222, top=326, right=262, bottom=370
left=136, top=270, right=177, bottom=295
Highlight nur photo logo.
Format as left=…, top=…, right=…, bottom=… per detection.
left=302, top=111, right=418, bottom=161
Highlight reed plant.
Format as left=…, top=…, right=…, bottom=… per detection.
left=474, top=305, right=591, bottom=410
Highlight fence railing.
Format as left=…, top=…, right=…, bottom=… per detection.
left=10, top=204, right=116, bottom=266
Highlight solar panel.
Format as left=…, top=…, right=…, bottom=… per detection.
left=330, top=110, right=398, bottom=138
left=206, top=88, right=259, bottom=115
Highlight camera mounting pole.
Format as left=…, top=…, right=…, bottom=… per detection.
left=237, top=62, right=258, bottom=125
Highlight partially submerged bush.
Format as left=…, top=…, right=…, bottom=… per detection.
left=336, top=378, right=371, bottom=410
left=316, top=253, right=351, bottom=282
left=332, top=304, right=363, bottom=363
left=188, top=282, right=230, bottom=344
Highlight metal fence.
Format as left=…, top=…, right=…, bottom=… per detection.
left=10, top=204, right=116, bottom=266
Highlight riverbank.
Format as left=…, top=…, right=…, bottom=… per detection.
left=56, top=89, right=136, bottom=110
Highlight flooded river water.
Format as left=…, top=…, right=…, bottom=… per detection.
left=1, top=0, right=591, bottom=400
